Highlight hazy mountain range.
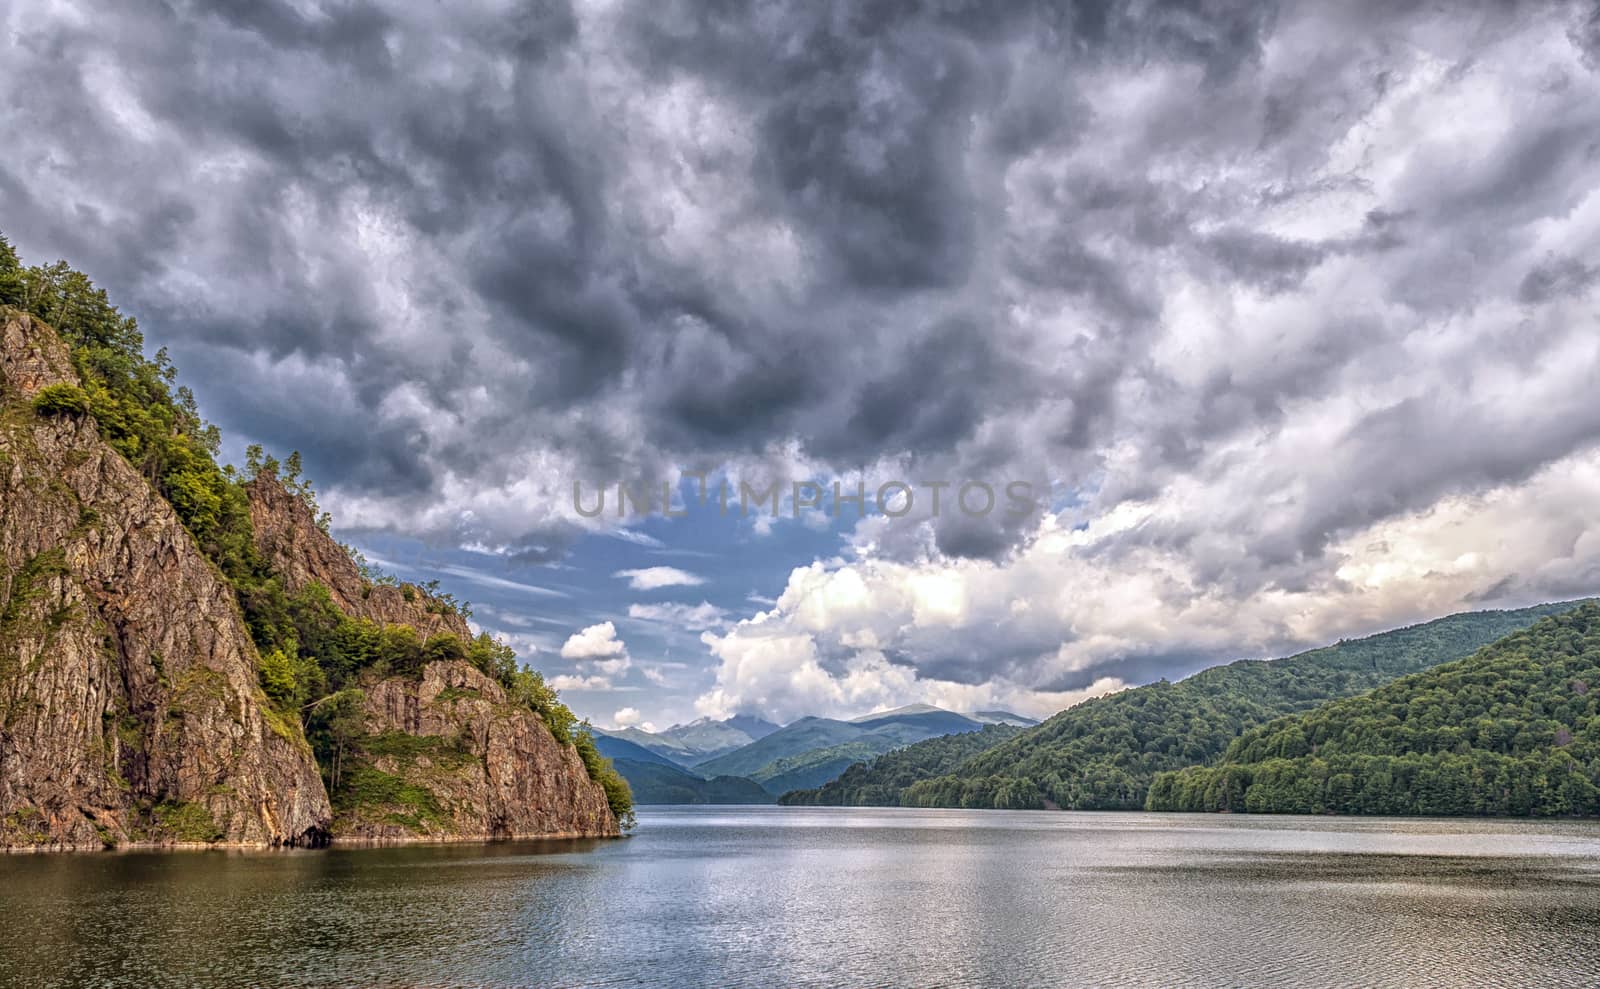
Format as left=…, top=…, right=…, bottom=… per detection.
left=590, top=706, right=1038, bottom=804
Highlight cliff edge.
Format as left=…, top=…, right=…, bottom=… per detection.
left=1, top=299, right=623, bottom=848
left=0, top=313, right=330, bottom=848
left=245, top=463, right=619, bottom=841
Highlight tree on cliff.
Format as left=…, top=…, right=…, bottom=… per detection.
left=0, top=234, right=23, bottom=307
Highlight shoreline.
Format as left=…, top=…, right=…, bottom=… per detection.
left=2, top=829, right=624, bottom=855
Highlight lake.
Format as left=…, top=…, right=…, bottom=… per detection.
left=2, top=807, right=1598, bottom=987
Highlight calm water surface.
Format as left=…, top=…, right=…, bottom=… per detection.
left=2, top=807, right=1598, bottom=988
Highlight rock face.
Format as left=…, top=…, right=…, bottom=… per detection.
left=0, top=310, right=614, bottom=849
left=338, top=661, right=619, bottom=840
left=246, top=474, right=472, bottom=641
left=244, top=459, right=618, bottom=841
left=0, top=313, right=331, bottom=848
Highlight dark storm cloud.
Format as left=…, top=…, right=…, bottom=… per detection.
left=1520, top=255, right=1600, bottom=302
left=2, top=0, right=1598, bottom=601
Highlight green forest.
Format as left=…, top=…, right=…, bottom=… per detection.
left=799, top=603, right=1587, bottom=811
left=1146, top=604, right=1600, bottom=816
left=779, top=724, right=1025, bottom=805
left=1, top=233, right=632, bottom=828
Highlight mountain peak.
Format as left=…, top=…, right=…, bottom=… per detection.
left=847, top=703, right=949, bottom=723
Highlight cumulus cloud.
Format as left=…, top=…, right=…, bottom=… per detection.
left=559, top=621, right=632, bottom=677
left=560, top=621, right=628, bottom=660
left=698, top=452, right=1600, bottom=721
left=611, top=707, right=652, bottom=731
left=550, top=674, right=615, bottom=693
left=614, top=567, right=706, bottom=590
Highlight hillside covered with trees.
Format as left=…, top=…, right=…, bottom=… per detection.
left=795, top=603, right=1588, bottom=811
left=1146, top=604, right=1600, bottom=816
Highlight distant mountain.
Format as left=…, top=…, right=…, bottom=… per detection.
left=667, top=716, right=783, bottom=764
left=598, top=716, right=783, bottom=766
left=693, top=707, right=995, bottom=792
left=781, top=723, right=1030, bottom=805
left=589, top=733, right=689, bottom=771
left=595, top=726, right=698, bottom=763
left=694, top=717, right=871, bottom=779
left=846, top=703, right=947, bottom=722
left=845, top=704, right=1036, bottom=728
left=969, top=711, right=1039, bottom=727
left=851, top=706, right=986, bottom=736
left=586, top=730, right=774, bottom=804
left=594, top=706, right=1004, bottom=802
left=721, top=714, right=782, bottom=742
left=889, top=600, right=1593, bottom=811
left=747, top=739, right=911, bottom=795
left=610, top=760, right=774, bottom=805
left=1147, top=604, right=1600, bottom=816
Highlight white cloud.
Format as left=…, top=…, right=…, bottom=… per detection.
left=614, top=566, right=707, bottom=590
left=433, top=564, right=569, bottom=599
left=612, top=706, right=644, bottom=728
left=550, top=674, right=614, bottom=692
left=628, top=601, right=729, bottom=631
left=695, top=449, right=1600, bottom=723
left=559, top=621, right=632, bottom=677
left=560, top=621, right=628, bottom=660
left=610, top=529, right=666, bottom=548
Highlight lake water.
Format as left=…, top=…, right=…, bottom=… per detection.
left=2, top=806, right=1599, bottom=987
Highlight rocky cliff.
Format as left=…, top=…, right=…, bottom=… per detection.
left=246, top=475, right=472, bottom=642
left=245, top=460, right=619, bottom=841
left=338, top=660, right=617, bottom=840
left=1, top=308, right=620, bottom=848
left=0, top=313, right=331, bottom=848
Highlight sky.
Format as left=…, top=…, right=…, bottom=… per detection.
left=4, top=0, right=1600, bottom=731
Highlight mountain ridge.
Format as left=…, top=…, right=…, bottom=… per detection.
left=782, top=600, right=1593, bottom=811
left=1146, top=603, right=1600, bottom=815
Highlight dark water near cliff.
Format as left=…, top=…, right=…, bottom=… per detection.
left=2, top=807, right=1599, bottom=988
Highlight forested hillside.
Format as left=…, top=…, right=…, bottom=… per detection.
left=824, top=603, right=1587, bottom=810
left=1147, top=604, right=1600, bottom=816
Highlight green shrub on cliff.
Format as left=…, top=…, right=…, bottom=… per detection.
left=6, top=247, right=255, bottom=583
left=30, top=383, right=90, bottom=417
left=0, top=234, right=24, bottom=307
left=576, top=730, right=636, bottom=830
left=151, top=800, right=224, bottom=844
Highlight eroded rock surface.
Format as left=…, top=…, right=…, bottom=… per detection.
left=0, top=313, right=331, bottom=848
left=246, top=474, right=472, bottom=641
left=337, top=661, right=619, bottom=840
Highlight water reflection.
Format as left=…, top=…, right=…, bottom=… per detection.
left=2, top=808, right=1598, bottom=988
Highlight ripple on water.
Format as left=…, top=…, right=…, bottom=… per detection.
left=1, top=808, right=1599, bottom=988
